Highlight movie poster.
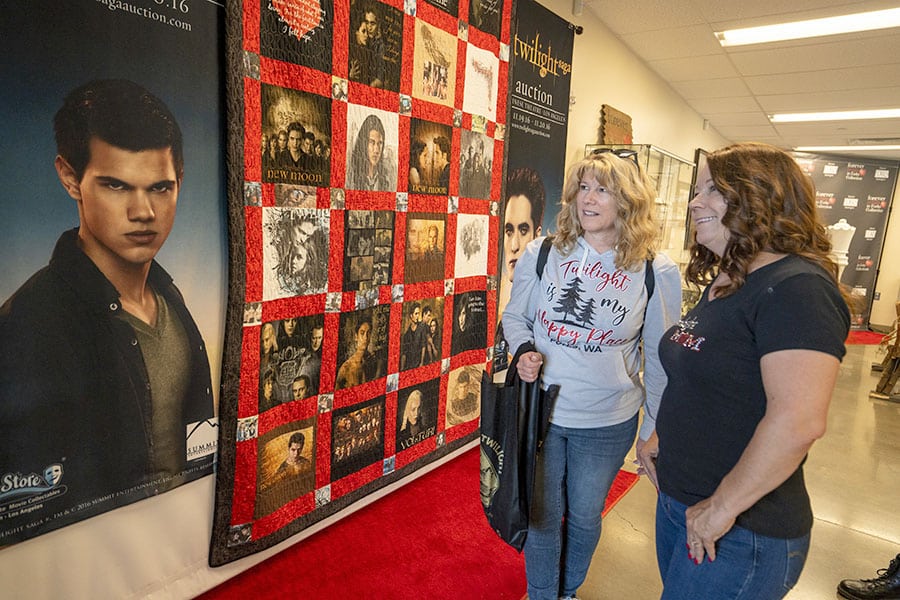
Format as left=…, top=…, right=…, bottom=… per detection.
left=793, top=153, right=898, bottom=328
left=0, top=1, right=225, bottom=544
left=498, top=0, right=574, bottom=318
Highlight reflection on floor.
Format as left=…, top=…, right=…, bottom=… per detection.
left=580, top=343, right=900, bottom=599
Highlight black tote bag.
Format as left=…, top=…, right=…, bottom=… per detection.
left=479, top=340, right=559, bottom=551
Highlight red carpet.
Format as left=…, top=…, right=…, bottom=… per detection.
left=198, top=446, right=639, bottom=599
left=846, top=330, right=886, bottom=345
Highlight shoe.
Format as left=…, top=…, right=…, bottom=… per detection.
left=837, top=554, right=900, bottom=599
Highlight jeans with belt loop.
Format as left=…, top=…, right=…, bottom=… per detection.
left=524, top=415, right=638, bottom=600
left=656, top=491, right=809, bottom=599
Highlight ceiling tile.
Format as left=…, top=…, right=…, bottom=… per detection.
left=650, top=55, right=738, bottom=81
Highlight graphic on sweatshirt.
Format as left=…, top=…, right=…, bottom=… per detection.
left=536, top=256, right=641, bottom=352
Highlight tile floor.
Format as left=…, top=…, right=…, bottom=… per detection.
left=578, top=342, right=900, bottom=599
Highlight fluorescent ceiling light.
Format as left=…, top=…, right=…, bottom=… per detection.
left=795, top=145, right=900, bottom=152
left=716, top=8, right=900, bottom=46
left=771, top=108, right=900, bottom=123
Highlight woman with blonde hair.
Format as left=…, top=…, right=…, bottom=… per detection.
left=503, top=149, right=683, bottom=600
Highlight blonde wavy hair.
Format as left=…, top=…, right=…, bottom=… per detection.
left=553, top=152, right=658, bottom=271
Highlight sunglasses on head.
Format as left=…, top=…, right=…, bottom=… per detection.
left=590, top=147, right=640, bottom=170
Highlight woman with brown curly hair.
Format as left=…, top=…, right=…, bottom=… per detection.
left=641, top=142, right=851, bottom=599
left=503, top=150, right=683, bottom=600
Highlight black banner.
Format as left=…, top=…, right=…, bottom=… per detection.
left=498, top=0, right=574, bottom=317
left=794, top=153, right=898, bottom=328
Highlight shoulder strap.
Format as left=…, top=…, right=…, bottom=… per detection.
left=536, top=236, right=553, bottom=278
left=644, top=258, right=655, bottom=301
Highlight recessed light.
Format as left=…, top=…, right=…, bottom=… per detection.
left=795, top=145, right=900, bottom=152
left=716, top=8, right=900, bottom=46
left=771, top=109, right=900, bottom=123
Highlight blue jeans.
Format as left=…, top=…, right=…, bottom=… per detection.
left=655, top=492, right=809, bottom=600
left=524, top=415, right=638, bottom=600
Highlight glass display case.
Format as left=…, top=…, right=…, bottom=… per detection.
left=585, top=144, right=698, bottom=311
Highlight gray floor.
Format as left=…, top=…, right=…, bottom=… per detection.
left=579, top=342, right=900, bottom=599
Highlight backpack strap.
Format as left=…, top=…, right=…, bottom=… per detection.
left=644, top=258, right=655, bottom=301
left=536, top=236, right=553, bottom=279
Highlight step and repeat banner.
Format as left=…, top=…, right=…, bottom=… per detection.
left=0, top=1, right=225, bottom=545
left=793, top=153, right=898, bottom=329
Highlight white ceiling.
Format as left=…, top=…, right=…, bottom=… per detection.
left=584, top=0, right=900, bottom=160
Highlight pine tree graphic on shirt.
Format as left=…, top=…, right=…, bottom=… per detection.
left=576, top=296, right=597, bottom=327
left=553, top=276, right=586, bottom=325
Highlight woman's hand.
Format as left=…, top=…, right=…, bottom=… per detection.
left=516, top=351, right=543, bottom=382
left=635, top=432, right=659, bottom=488
left=685, top=496, right=736, bottom=564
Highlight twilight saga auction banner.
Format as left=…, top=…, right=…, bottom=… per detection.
left=498, top=0, right=573, bottom=317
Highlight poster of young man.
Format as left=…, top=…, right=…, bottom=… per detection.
left=0, top=1, right=224, bottom=544
left=254, top=420, right=318, bottom=519
left=497, top=0, right=574, bottom=319
left=446, top=364, right=482, bottom=427
left=404, top=213, right=447, bottom=283
left=334, top=306, right=391, bottom=391
left=345, top=105, right=399, bottom=192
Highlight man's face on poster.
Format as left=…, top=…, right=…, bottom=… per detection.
left=427, top=226, right=438, bottom=249
left=356, top=322, right=372, bottom=351
left=367, top=128, right=384, bottom=168
left=311, top=326, right=323, bottom=351
left=406, top=395, right=421, bottom=424
left=504, top=194, right=541, bottom=282
left=364, top=11, right=378, bottom=37
left=288, top=130, right=302, bottom=158
left=292, top=221, right=315, bottom=250
left=301, top=136, right=313, bottom=155
left=283, top=318, right=297, bottom=336
left=287, top=441, right=303, bottom=463
left=63, top=138, right=179, bottom=270
left=292, top=378, right=308, bottom=399
left=410, top=305, right=421, bottom=325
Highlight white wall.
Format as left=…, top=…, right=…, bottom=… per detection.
left=545, top=0, right=729, bottom=168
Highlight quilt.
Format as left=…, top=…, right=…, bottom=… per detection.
left=210, top=0, right=510, bottom=565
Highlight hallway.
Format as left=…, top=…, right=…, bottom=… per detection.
left=581, top=342, right=900, bottom=599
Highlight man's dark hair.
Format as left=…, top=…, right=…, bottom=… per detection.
left=293, top=374, right=311, bottom=387
left=288, top=432, right=306, bottom=449
left=506, top=167, right=545, bottom=231
left=287, top=121, right=305, bottom=136
left=54, top=79, right=183, bottom=182
left=433, top=135, right=450, bottom=156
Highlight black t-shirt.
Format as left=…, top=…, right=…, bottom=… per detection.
left=656, top=255, right=849, bottom=538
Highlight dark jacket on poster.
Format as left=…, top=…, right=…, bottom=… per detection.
left=0, top=228, right=215, bottom=541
